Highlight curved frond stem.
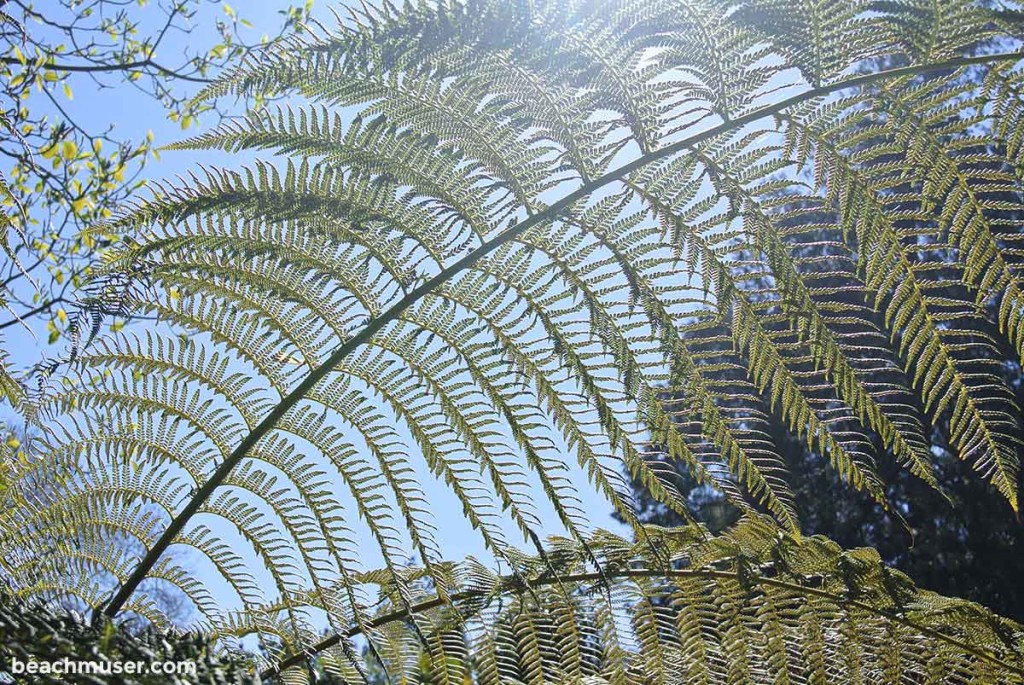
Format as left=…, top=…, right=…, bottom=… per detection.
left=100, top=48, right=1024, bottom=621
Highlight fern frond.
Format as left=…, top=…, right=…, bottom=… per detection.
left=4, top=2, right=1024, bottom=680
left=261, top=517, right=1024, bottom=684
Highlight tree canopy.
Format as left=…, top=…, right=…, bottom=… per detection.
left=0, top=0, right=312, bottom=345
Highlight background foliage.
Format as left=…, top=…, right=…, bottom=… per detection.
left=0, top=590, right=258, bottom=684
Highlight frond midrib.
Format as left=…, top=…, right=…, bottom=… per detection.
left=99, top=47, right=1024, bottom=621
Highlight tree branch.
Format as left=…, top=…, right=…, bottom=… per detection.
left=0, top=295, right=64, bottom=330
left=0, top=56, right=213, bottom=83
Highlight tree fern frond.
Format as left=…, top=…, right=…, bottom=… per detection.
left=90, top=36, right=1024, bottom=626
left=262, top=517, right=1024, bottom=684
left=781, top=88, right=1024, bottom=506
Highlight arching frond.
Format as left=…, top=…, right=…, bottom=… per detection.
left=261, top=517, right=1024, bottom=685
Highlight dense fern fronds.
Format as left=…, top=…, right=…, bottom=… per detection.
left=4, top=0, right=1024, bottom=678
left=260, top=517, right=1024, bottom=684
